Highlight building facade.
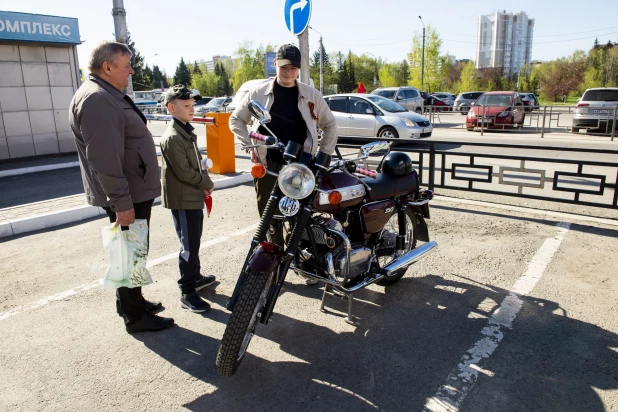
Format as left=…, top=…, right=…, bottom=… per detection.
left=476, top=11, right=534, bottom=77
left=0, top=11, right=81, bottom=160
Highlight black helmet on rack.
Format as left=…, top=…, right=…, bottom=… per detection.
left=380, top=152, right=414, bottom=176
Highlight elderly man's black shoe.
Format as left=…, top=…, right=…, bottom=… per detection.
left=125, top=313, right=175, bottom=334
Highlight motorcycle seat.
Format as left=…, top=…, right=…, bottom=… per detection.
left=362, top=171, right=419, bottom=201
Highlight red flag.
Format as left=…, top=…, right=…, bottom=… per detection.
left=204, top=194, right=212, bottom=218
left=357, top=81, right=367, bottom=93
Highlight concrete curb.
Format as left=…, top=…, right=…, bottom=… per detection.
left=0, top=161, right=81, bottom=178
left=0, top=173, right=253, bottom=238
left=0, top=147, right=209, bottom=178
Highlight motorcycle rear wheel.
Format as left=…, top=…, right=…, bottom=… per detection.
left=216, top=269, right=272, bottom=376
left=376, top=208, right=417, bottom=286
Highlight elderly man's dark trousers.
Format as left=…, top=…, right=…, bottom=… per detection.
left=103, top=199, right=154, bottom=324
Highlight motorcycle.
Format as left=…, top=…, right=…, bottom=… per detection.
left=216, top=100, right=438, bottom=376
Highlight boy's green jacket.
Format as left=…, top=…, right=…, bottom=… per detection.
left=160, top=121, right=214, bottom=210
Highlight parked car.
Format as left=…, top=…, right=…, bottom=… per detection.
left=370, top=87, right=424, bottom=114
left=195, top=96, right=233, bottom=116
left=520, top=93, right=540, bottom=112
left=431, top=92, right=456, bottom=105
left=324, top=93, right=432, bottom=140
left=454, top=91, right=485, bottom=114
left=420, top=91, right=431, bottom=105
left=465, top=91, right=525, bottom=130
left=572, top=88, right=618, bottom=134
left=425, top=96, right=453, bottom=112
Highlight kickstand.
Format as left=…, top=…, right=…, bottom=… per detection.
left=320, top=284, right=359, bottom=325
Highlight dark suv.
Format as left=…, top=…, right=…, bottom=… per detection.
left=454, top=91, right=485, bottom=114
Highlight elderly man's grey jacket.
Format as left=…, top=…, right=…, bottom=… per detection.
left=229, top=78, right=337, bottom=161
left=70, top=74, right=161, bottom=212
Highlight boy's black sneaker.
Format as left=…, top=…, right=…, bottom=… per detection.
left=180, top=292, right=211, bottom=313
left=195, top=274, right=216, bottom=291
left=125, top=313, right=175, bottom=334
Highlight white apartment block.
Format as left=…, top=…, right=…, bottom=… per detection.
left=476, top=11, right=534, bottom=77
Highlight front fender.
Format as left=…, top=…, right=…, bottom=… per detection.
left=248, top=242, right=286, bottom=273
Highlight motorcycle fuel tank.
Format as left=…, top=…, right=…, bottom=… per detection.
left=360, top=200, right=395, bottom=233
left=314, top=171, right=365, bottom=213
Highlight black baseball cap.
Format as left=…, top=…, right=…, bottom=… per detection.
left=276, top=44, right=301, bottom=69
left=164, top=85, right=201, bottom=105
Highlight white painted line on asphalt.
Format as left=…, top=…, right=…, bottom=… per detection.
left=0, top=222, right=259, bottom=322
left=423, top=221, right=571, bottom=412
left=435, top=196, right=618, bottom=227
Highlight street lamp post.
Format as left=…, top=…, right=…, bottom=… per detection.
left=309, top=26, right=323, bottom=93
left=419, top=16, right=425, bottom=92
left=367, top=52, right=377, bottom=87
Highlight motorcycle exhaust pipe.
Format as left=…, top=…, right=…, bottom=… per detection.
left=383, top=241, right=438, bottom=276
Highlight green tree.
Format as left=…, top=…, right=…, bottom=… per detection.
left=191, top=71, right=219, bottom=97
left=192, top=60, right=202, bottom=76
left=408, top=25, right=443, bottom=92
left=396, top=59, right=409, bottom=87
left=310, top=43, right=335, bottom=92
left=173, top=57, right=191, bottom=86
left=151, top=65, right=168, bottom=89
left=455, top=60, right=479, bottom=93
left=378, top=63, right=398, bottom=87
left=231, top=42, right=275, bottom=92
left=214, top=61, right=232, bottom=96
left=125, top=32, right=150, bottom=91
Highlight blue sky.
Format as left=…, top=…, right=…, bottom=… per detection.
left=6, top=0, right=618, bottom=78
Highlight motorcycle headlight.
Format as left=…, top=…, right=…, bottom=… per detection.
left=278, top=163, right=315, bottom=199
left=401, top=118, right=415, bottom=127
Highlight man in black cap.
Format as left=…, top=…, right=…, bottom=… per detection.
left=229, top=44, right=338, bottom=285
left=160, top=85, right=216, bottom=312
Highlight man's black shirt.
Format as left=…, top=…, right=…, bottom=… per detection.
left=257, top=80, right=307, bottom=165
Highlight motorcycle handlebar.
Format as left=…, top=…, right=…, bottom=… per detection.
left=249, top=131, right=277, bottom=145
left=355, top=167, right=377, bottom=179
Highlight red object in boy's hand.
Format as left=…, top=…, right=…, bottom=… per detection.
left=204, top=194, right=212, bottom=217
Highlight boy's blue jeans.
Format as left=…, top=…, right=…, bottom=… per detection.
left=171, top=209, right=204, bottom=294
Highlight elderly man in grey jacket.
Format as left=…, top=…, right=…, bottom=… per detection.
left=229, top=44, right=338, bottom=285
left=70, top=41, right=174, bottom=334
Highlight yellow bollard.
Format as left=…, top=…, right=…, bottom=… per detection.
left=205, top=112, right=235, bottom=174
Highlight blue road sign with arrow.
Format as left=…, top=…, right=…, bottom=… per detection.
left=284, top=0, right=311, bottom=36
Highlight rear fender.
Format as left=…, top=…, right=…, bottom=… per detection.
left=248, top=242, right=286, bottom=273
left=409, top=206, right=430, bottom=242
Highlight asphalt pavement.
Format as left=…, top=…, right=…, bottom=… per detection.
left=0, top=184, right=617, bottom=411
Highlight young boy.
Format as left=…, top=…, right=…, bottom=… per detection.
left=160, top=85, right=216, bottom=313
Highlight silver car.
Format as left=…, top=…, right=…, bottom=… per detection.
left=324, top=94, right=432, bottom=140
left=195, top=96, right=232, bottom=116
left=370, top=87, right=424, bottom=114
left=454, top=91, right=485, bottom=114
left=572, top=88, right=618, bottom=134
left=431, top=92, right=456, bottom=105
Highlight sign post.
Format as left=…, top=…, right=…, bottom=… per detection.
left=284, top=0, right=311, bottom=85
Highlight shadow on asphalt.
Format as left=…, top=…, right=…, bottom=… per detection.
left=131, top=273, right=618, bottom=411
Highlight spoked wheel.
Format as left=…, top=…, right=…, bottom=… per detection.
left=216, top=269, right=273, bottom=376
left=375, top=208, right=417, bottom=286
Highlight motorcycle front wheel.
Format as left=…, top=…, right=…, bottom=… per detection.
left=216, top=269, right=273, bottom=376
left=375, top=208, right=417, bottom=286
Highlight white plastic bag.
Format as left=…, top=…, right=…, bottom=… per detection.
left=101, top=219, right=153, bottom=290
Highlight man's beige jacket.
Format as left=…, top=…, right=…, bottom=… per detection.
left=229, top=78, right=337, bottom=161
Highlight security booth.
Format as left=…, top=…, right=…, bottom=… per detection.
left=0, top=11, right=81, bottom=160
